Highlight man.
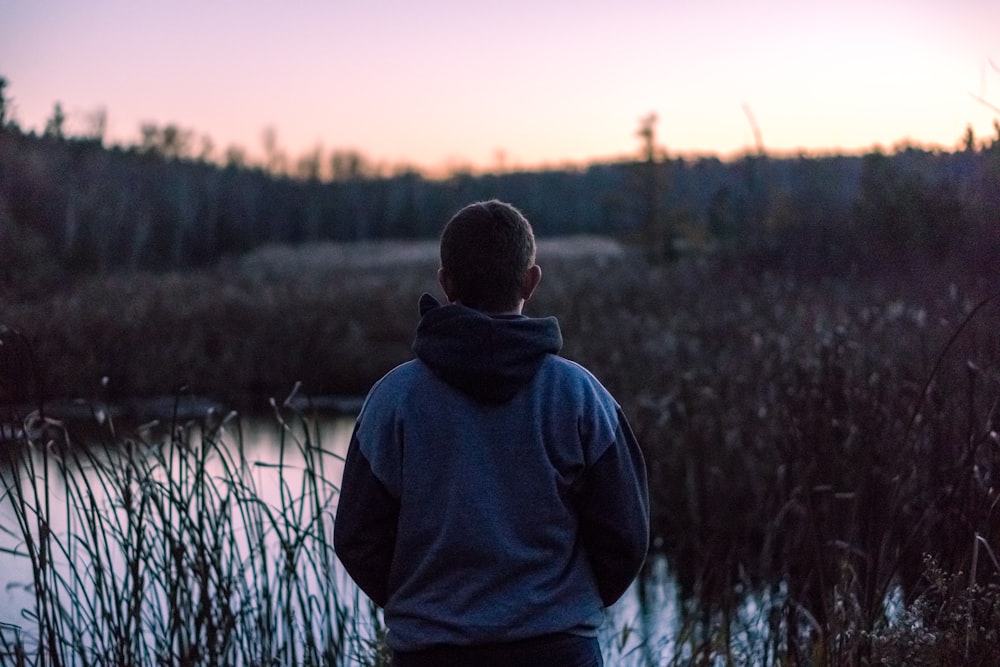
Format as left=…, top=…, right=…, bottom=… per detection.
left=334, top=200, right=649, bottom=666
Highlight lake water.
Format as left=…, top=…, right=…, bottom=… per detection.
left=0, top=412, right=685, bottom=664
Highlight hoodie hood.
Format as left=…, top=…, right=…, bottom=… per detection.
left=412, top=293, right=563, bottom=404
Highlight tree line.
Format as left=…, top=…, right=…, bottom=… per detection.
left=2, top=78, right=999, bottom=296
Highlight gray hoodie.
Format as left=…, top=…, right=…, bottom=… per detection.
left=334, top=294, right=649, bottom=652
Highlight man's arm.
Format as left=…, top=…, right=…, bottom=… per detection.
left=333, top=430, right=398, bottom=607
left=576, top=408, right=650, bottom=606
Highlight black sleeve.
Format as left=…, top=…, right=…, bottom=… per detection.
left=576, top=408, right=650, bottom=606
left=333, top=431, right=399, bottom=607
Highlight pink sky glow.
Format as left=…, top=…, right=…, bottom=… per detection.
left=3, top=0, right=999, bottom=172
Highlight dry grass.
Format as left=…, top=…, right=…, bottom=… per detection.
left=0, top=399, right=387, bottom=666
left=2, top=237, right=626, bottom=406
left=3, top=237, right=1000, bottom=664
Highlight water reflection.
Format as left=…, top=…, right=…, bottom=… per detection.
left=0, top=412, right=686, bottom=664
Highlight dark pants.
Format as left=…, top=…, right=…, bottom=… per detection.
left=390, top=632, right=603, bottom=667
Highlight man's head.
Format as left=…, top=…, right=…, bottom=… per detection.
left=438, top=200, right=541, bottom=313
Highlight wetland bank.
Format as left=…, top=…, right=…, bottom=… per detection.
left=3, top=236, right=999, bottom=664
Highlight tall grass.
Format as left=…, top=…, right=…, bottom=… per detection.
left=4, top=241, right=1000, bottom=664
left=0, top=389, right=385, bottom=666
left=537, top=255, right=1000, bottom=664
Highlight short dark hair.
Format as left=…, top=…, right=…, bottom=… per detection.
left=440, top=200, right=536, bottom=312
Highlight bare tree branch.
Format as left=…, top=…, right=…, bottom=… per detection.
left=741, top=102, right=764, bottom=156
left=969, top=92, right=1000, bottom=115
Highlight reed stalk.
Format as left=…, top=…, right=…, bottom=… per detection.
left=0, top=401, right=384, bottom=666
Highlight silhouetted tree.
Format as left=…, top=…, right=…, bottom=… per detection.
left=140, top=122, right=194, bottom=159
left=261, top=126, right=287, bottom=174
left=0, top=76, right=10, bottom=128
left=84, top=107, right=107, bottom=145
left=197, top=135, right=214, bottom=162
left=43, top=102, right=66, bottom=139
left=635, top=113, right=674, bottom=261
left=963, top=124, right=976, bottom=152
left=224, top=145, right=248, bottom=168
left=330, top=149, right=372, bottom=181
left=296, top=145, right=323, bottom=181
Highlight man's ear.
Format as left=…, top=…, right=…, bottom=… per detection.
left=521, top=264, right=542, bottom=301
left=438, top=267, right=457, bottom=303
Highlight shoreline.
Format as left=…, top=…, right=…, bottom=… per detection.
left=0, top=393, right=364, bottom=444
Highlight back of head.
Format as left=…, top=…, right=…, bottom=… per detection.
left=440, top=200, right=536, bottom=312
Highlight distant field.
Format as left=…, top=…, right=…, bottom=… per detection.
left=237, top=235, right=626, bottom=277
left=2, top=235, right=635, bottom=409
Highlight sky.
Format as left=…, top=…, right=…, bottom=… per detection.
left=2, top=0, right=999, bottom=173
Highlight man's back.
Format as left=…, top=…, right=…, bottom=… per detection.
left=334, top=200, right=649, bottom=665
left=335, top=297, right=648, bottom=653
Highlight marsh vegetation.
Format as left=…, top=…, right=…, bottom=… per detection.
left=3, top=237, right=999, bottom=664
left=3, top=106, right=1000, bottom=663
